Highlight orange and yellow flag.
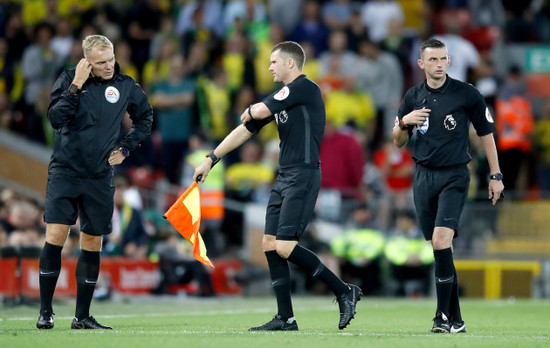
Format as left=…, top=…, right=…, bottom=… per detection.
left=163, top=182, right=214, bottom=268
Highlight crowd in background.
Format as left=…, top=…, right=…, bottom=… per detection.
left=2, top=0, right=550, bottom=296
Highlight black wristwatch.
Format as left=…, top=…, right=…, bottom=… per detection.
left=489, top=173, right=503, bottom=181
left=206, top=150, right=220, bottom=168
left=68, top=83, right=80, bottom=95
left=119, top=147, right=130, bottom=157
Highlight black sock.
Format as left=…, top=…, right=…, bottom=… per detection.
left=287, top=245, right=349, bottom=296
left=39, top=242, right=63, bottom=313
left=434, top=248, right=454, bottom=318
left=75, top=250, right=100, bottom=320
left=265, top=250, right=293, bottom=320
left=449, top=267, right=462, bottom=322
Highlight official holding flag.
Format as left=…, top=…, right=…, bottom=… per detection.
left=194, top=41, right=361, bottom=331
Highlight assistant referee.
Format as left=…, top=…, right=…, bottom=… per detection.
left=393, top=38, right=504, bottom=333
left=194, top=41, right=361, bottom=331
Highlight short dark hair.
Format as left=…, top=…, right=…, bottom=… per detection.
left=420, top=38, right=446, bottom=57
left=272, top=41, right=306, bottom=71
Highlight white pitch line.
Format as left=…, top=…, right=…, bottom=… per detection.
left=0, top=305, right=336, bottom=322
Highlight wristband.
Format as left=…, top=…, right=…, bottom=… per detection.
left=398, top=119, right=410, bottom=130
left=248, top=105, right=254, bottom=119
left=206, top=150, right=221, bottom=168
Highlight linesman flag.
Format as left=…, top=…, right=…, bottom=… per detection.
left=163, top=181, right=214, bottom=268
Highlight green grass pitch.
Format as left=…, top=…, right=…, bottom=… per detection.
left=1, top=296, right=549, bottom=348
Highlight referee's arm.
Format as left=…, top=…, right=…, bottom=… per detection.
left=241, top=102, right=271, bottom=124
left=193, top=124, right=253, bottom=183
left=393, top=107, right=431, bottom=148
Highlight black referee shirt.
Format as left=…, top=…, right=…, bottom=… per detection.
left=397, top=75, right=496, bottom=168
left=246, top=75, right=326, bottom=168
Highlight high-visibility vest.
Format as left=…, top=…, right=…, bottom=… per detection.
left=384, top=235, right=434, bottom=266
left=330, top=229, right=385, bottom=265
left=495, top=96, right=534, bottom=152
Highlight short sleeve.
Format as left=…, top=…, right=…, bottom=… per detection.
left=262, top=78, right=309, bottom=115
left=467, top=87, right=495, bottom=136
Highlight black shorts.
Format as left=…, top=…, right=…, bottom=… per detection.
left=413, top=164, right=470, bottom=240
left=265, top=166, right=321, bottom=241
left=44, top=173, right=115, bottom=236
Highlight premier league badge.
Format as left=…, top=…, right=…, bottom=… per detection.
left=444, top=114, right=456, bottom=130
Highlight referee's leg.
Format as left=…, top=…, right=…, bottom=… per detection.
left=281, top=240, right=362, bottom=330
left=37, top=223, right=70, bottom=329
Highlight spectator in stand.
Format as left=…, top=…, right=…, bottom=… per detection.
left=268, top=0, right=303, bottom=36
left=223, top=32, right=255, bottom=94
left=324, top=75, right=376, bottom=132
left=151, top=54, right=196, bottom=184
left=197, top=66, right=231, bottom=142
left=345, top=9, right=369, bottom=53
left=288, top=1, right=330, bottom=59
left=105, top=174, right=149, bottom=259
left=142, top=38, right=177, bottom=93
left=380, top=18, right=415, bottom=89
left=495, top=66, right=534, bottom=195
left=186, top=42, right=211, bottom=78
left=50, top=17, right=74, bottom=69
left=318, top=55, right=347, bottom=96
left=395, top=0, right=429, bottom=37
left=4, top=12, right=30, bottom=96
left=434, top=19, right=480, bottom=83
left=320, top=121, right=365, bottom=201
left=126, top=0, right=163, bottom=73
left=176, top=0, right=224, bottom=39
left=223, top=0, right=267, bottom=38
left=385, top=210, right=434, bottom=297
left=21, top=22, right=59, bottom=110
left=330, top=203, right=384, bottom=295
left=475, top=57, right=500, bottom=115
left=360, top=0, right=404, bottom=44
left=355, top=39, right=403, bottom=150
left=321, top=0, right=357, bottom=31
left=149, top=15, right=179, bottom=63
left=3, top=199, right=42, bottom=236
left=114, top=40, right=139, bottom=82
left=319, top=30, right=357, bottom=79
left=373, top=138, right=414, bottom=230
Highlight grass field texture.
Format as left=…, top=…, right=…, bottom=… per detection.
left=1, top=296, right=549, bottom=348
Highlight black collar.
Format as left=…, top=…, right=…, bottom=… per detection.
left=424, top=74, right=451, bottom=94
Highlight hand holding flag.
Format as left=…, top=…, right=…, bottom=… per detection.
left=163, top=180, right=214, bottom=268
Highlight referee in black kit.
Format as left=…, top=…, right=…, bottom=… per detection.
left=37, top=35, right=153, bottom=330
left=393, top=38, right=504, bottom=333
left=194, top=41, right=361, bottom=331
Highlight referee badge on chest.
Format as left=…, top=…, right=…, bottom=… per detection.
left=419, top=115, right=429, bottom=134
left=105, top=86, right=120, bottom=104
left=444, top=114, right=456, bottom=130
